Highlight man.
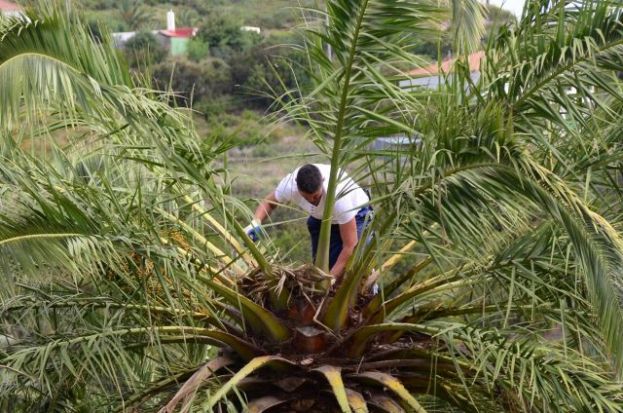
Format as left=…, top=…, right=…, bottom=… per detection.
left=247, top=164, right=371, bottom=279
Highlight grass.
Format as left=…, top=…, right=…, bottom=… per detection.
left=194, top=111, right=323, bottom=263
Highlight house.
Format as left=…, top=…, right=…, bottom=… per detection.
left=112, top=10, right=198, bottom=56
left=371, top=134, right=421, bottom=153
left=399, top=51, right=484, bottom=90
left=111, top=31, right=139, bottom=46
left=0, top=0, right=24, bottom=19
left=158, top=27, right=198, bottom=56
left=241, top=26, right=261, bottom=34
left=370, top=53, right=485, bottom=153
left=156, top=10, right=199, bottom=56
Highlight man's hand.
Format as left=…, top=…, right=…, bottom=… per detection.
left=244, top=219, right=262, bottom=242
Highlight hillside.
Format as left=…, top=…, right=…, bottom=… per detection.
left=17, top=0, right=514, bottom=35
left=79, top=0, right=318, bottom=32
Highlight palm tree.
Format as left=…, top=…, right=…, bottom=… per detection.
left=1, top=1, right=623, bottom=412
left=118, top=0, right=152, bottom=31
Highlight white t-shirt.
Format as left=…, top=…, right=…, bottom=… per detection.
left=274, top=164, right=369, bottom=225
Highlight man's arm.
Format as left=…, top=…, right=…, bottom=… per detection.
left=254, top=191, right=279, bottom=223
left=330, top=218, right=358, bottom=279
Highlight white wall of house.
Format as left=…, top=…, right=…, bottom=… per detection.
left=241, top=26, right=261, bottom=34
left=112, top=32, right=139, bottom=46
left=0, top=10, right=26, bottom=19
left=399, top=72, right=481, bottom=91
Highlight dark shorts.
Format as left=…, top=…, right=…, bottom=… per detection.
left=307, top=206, right=373, bottom=269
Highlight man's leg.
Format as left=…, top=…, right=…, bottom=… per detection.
left=355, top=206, right=373, bottom=239
left=307, top=216, right=321, bottom=262
left=307, top=216, right=344, bottom=269
left=328, top=224, right=343, bottom=269
left=355, top=206, right=378, bottom=294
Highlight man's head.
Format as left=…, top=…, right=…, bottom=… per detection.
left=296, top=164, right=323, bottom=205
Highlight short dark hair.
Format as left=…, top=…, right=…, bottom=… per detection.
left=296, top=164, right=322, bottom=193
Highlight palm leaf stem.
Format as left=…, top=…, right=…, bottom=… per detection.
left=381, top=240, right=417, bottom=272
left=125, top=335, right=244, bottom=351
left=349, top=371, right=428, bottom=413
left=182, top=194, right=254, bottom=268
left=201, top=356, right=295, bottom=411
left=364, top=271, right=464, bottom=321
left=159, top=238, right=233, bottom=286
left=344, top=388, right=368, bottom=413
left=158, top=356, right=234, bottom=413
left=228, top=213, right=275, bottom=279
left=383, top=256, right=434, bottom=299
left=2, top=300, right=216, bottom=324
left=113, top=369, right=194, bottom=413
left=7, top=326, right=261, bottom=361
left=314, top=365, right=352, bottom=413
left=346, top=322, right=484, bottom=358
left=348, top=322, right=455, bottom=358
left=225, top=215, right=290, bottom=310
left=317, top=0, right=370, bottom=272
left=0, top=364, right=34, bottom=380
left=355, top=358, right=457, bottom=373
left=156, top=207, right=245, bottom=274
left=397, top=302, right=559, bottom=323
left=0, top=232, right=83, bottom=247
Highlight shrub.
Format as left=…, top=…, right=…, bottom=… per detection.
left=194, top=96, right=236, bottom=120
left=197, top=12, right=262, bottom=58
left=152, top=57, right=233, bottom=105
left=251, top=143, right=278, bottom=158
left=256, top=7, right=297, bottom=29
left=187, top=38, right=210, bottom=62
left=124, top=31, right=166, bottom=68
left=229, top=33, right=311, bottom=109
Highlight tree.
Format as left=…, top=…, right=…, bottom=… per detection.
left=1, top=1, right=623, bottom=412
left=177, top=8, right=201, bottom=28
left=123, top=31, right=166, bottom=68
left=186, top=37, right=210, bottom=61
left=229, top=32, right=311, bottom=109
left=197, top=12, right=261, bottom=59
left=118, top=0, right=152, bottom=30
left=152, top=56, right=233, bottom=105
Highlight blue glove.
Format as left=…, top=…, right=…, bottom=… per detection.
left=244, top=219, right=262, bottom=242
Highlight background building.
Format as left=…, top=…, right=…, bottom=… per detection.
left=0, top=0, right=24, bottom=19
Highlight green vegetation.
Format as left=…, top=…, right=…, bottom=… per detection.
left=124, top=31, right=166, bottom=67
left=66, top=0, right=513, bottom=116
left=2, top=1, right=623, bottom=412
left=77, top=0, right=318, bottom=32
